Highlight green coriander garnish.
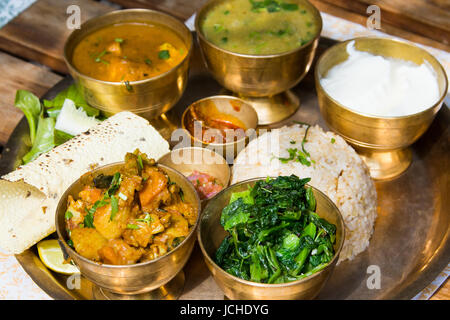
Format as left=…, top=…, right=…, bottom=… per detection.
left=224, top=10, right=230, bottom=15
left=331, top=138, right=336, bottom=144
left=250, top=0, right=298, bottom=13
left=65, top=211, right=73, bottom=220
left=83, top=208, right=95, bottom=228
left=124, top=80, right=133, bottom=92
left=179, top=188, right=185, bottom=202
left=137, top=155, right=144, bottom=169
left=158, top=50, right=170, bottom=60
left=301, top=125, right=311, bottom=157
left=136, top=154, right=144, bottom=175
left=171, top=236, right=185, bottom=248
left=135, top=213, right=154, bottom=225
left=83, top=198, right=109, bottom=228
left=114, top=38, right=124, bottom=43
left=281, top=2, right=299, bottom=11
left=221, top=37, right=228, bottom=43
left=127, top=224, right=140, bottom=230
left=290, top=140, right=296, bottom=144
left=277, top=123, right=313, bottom=166
left=110, top=195, right=118, bottom=221
left=213, top=24, right=223, bottom=32
left=105, top=172, right=122, bottom=198
left=145, top=58, right=152, bottom=65
left=94, top=50, right=109, bottom=64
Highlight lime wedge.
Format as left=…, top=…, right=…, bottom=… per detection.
left=37, top=239, right=79, bottom=275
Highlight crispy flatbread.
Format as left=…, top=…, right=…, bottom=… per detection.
left=0, top=111, right=170, bottom=254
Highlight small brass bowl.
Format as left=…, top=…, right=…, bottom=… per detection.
left=64, top=9, right=193, bottom=120
left=158, top=147, right=231, bottom=198
left=55, top=162, right=201, bottom=298
left=181, top=95, right=258, bottom=163
left=315, top=37, right=448, bottom=180
left=197, top=178, right=345, bottom=300
left=195, top=0, right=322, bottom=124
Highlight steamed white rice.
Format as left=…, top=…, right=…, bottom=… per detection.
left=231, top=124, right=377, bottom=262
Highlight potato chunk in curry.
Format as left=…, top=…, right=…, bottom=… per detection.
left=65, top=150, right=197, bottom=265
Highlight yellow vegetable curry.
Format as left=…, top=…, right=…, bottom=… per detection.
left=72, top=23, right=188, bottom=82
left=65, top=150, right=197, bottom=265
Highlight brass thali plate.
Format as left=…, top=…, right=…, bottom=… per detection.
left=0, top=37, right=448, bottom=300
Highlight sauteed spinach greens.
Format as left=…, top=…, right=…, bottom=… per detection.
left=215, top=175, right=336, bottom=284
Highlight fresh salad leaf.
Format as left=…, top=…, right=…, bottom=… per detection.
left=13, top=86, right=102, bottom=165
left=54, top=99, right=100, bottom=136
left=14, top=90, right=41, bottom=144
left=45, top=107, right=61, bottom=119
left=43, top=84, right=99, bottom=117
left=54, top=129, right=74, bottom=146
left=22, top=114, right=55, bottom=164
left=215, top=175, right=337, bottom=284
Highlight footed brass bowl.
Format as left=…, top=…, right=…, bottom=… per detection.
left=197, top=178, right=345, bottom=300
left=64, top=9, right=192, bottom=120
left=195, top=0, right=322, bottom=124
left=55, top=162, right=201, bottom=299
left=315, top=37, right=448, bottom=180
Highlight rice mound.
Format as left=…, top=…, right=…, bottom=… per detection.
left=231, top=124, right=377, bottom=262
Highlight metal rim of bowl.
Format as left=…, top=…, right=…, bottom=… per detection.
left=197, top=176, right=346, bottom=289
left=158, top=146, right=231, bottom=187
left=180, top=95, right=258, bottom=148
left=314, top=36, right=449, bottom=120
left=63, top=8, right=193, bottom=86
left=194, top=0, right=323, bottom=59
left=55, top=161, right=201, bottom=269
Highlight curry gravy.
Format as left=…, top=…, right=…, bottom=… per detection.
left=72, top=23, right=187, bottom=82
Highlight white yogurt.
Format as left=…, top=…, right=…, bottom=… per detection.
left=320, top=41, right=440, bottom=117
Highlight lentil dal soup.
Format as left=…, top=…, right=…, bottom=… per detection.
left=200, top=0, right=320, bottom=55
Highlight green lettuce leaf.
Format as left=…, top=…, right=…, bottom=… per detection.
left=14, top=90, right=42, bottom=144
left=54, top=129, right=74, bottom=146
left=22, top=114, right=55, bottom=164
left=43, top=84, right=99, bottom=117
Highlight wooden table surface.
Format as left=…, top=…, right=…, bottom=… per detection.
left=0, top=0, right=448, bottom=300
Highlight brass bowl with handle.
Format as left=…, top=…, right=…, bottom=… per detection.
left=64, top=9, right=193, bottom=120
left=315, top=37, right=448, bottom=180
left=55, top=162, right=201, bottom=299
left=197, top=178, right=345, bottom=300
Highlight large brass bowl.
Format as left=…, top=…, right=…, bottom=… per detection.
left=315, top=37, right=448, bottom=180
left=64, top=9, right=192, bottom=120
left=55, top=162, right=201, bottom=298
left=197, top=178, right=345, bottom=300
left=195, top=0, right=322, bottom=124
